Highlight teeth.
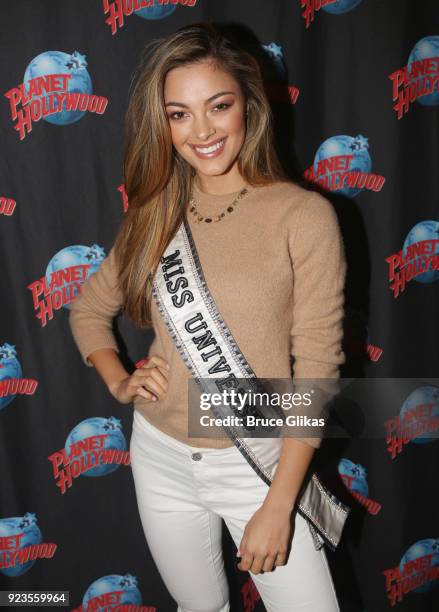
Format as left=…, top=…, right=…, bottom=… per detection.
left=195, top=139, right=224, bottom=154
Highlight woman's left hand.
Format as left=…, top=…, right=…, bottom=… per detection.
left=237, top=504, right=293, bottom=574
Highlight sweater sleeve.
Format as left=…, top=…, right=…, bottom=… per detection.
left=287, top=191, right=347, bottom=449
left=68, top=246, right=124, bottom=367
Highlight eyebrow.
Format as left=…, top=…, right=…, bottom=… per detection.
left=165, top=91, right=236, bottom=108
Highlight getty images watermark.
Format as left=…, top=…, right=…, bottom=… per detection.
left=187, top=378, right=439, bottom=443
left=188, top=378, right=338, bottom=440
left=198, top=388, right=324, bottom=430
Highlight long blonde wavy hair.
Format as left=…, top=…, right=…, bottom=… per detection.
left=113, top=22, right=287, bottom=328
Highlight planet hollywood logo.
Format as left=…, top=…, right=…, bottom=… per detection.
left=71, top=573, right=156, bottom=612
left=300, top=0, right=363, bottom=30
left=338, top=458, right=381, bottom=515
left=103, top=0, right=198, bottom=35
left=261, top=43, right=300, bottom=105
left=27, top=244, right=106, bottom=327
left=0, top=196, right=16, bottom=217
left=384, top=386, right=439, bottom=460
left=48, top=417, right=131, bottom=494
left=389, top=36, right=439, bottom=120
left=304, top=135, right=385, bottom=198
left=383, top=538, right=439, bottom=606
left=0, top=513, right=57, bottom=577
left=4, top=51, right=108, bottom=141
left=385, top=221, right=439, bottom=298
left=0, top=343, right=38, bottom=412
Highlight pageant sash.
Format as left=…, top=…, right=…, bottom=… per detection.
left=151, top=218, right=350, bottom=551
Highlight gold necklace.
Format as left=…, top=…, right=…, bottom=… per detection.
left=188, top=186, right=249, bottom=223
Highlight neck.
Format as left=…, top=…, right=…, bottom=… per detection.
left=194, top=171, right=247, bottom=195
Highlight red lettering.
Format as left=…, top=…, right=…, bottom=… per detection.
left=0, top=534, right=23, bottom=551
left=48, top=450, right=67, bottom=477
left=4, top=85, right=25, bottom=119
left=389, top=67, right=407, bottom=100
left=386, top=252, right=402, bottom=280
left=87, top=590, right=123, bottom=610
left=383, top=567, right=399, bottom=590
left=13, top=106, right=33, bottom=140
left=67, top=434, right=108, bottom=460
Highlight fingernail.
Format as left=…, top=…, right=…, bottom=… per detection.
left=152, top=396, right=157, bottom=401
left=166, top=364, right=170, bottom=370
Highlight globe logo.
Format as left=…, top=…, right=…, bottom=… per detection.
left=403, top=221, right=439, bottom=284
left=399, top=386, right=439, bottom=445
left=399, top=539, right=439, bottom=594
left=407, top=36, right=439, bottom=106
left=134, top=4, right=177, bottom=19
left=0, top=513, right=42, bottom=577
left=261, top=43, right=287, bottom=81
left=313, top=134, right=372, bottom=198
left=82, top=574, right=142, bottom=610
left=338, top=458, right=368, bottom=497
left=45, top=244, right=105, bottom=310
left=322, top=0, right=363, bottom=15
left=65, top=416, right=127, bottom=477
left=0, top=343, right=22, bottom=412
left=23, top=51, right=92, bottom=125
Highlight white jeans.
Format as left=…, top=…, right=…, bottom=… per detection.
left=129, top=410, right=340, bottom=612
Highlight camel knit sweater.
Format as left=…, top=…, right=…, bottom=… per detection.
left=68, top=180, right=346, bottom=449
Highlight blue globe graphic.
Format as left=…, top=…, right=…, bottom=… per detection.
left=313, top=135, right=372, bottom=198
left=402, top=221, right=439, bottom=284
left=338, top=458, right=369, bottom=497
left=262, top=43, right=287, bottom=81
left=399, top=538, right=439, bottom=594
left=0, top=513, right=42, bottom=577
left=399, top=386, right=439, bottom=445
left=45, top=244, right=105, bottom=311
left=407, top=36, right=439, bottom=106
left=134, top=5, right=177, bottom=19
left=0, top=343, right=22, bottom=412
left=83, top=574, right=141, bottom=610
left=65, top=417, right=127, bottom=477
left=322, top=0, right=363, bottom=14
left=23, top=51, right=92, bottom=125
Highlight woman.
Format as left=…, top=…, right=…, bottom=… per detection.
left=69, top=22, right=347, bottom=612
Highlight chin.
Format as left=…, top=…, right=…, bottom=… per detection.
left=197, top=165, right=231, bottom=177
left=192, top=156, right=238, bottom=177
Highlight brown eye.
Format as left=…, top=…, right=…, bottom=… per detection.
left=214, top=103, right=230, bottom=111
left=169, top=111, right=186, bottom=120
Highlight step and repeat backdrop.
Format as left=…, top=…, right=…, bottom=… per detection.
left=0, top=1, right=438, bottom=611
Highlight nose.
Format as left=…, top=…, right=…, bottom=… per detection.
left=193, top=112, right=216, bottom=141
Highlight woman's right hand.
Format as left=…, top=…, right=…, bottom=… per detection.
left=109, top=355, right=170, bottom=405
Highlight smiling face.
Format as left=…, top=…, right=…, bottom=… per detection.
left=164, top=59, right=247, bottom=192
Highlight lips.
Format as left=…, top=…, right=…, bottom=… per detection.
left=189, top=137, right=227, bottom=158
